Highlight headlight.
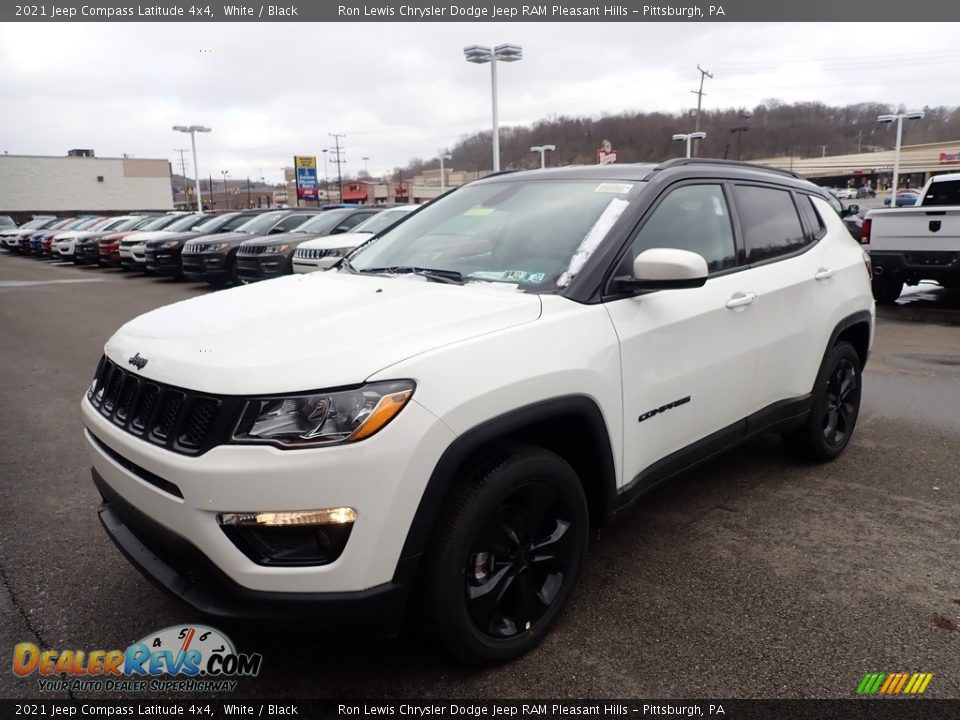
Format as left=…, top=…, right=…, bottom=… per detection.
left=231, top=380, right=415, bottom=448
left=212, top=242, right=231, bottom=252
left=159, top=240, right=179, bottom=249
left=264, top=244, right=290, bottom=254
left=323, top=247, right=351, bottom=258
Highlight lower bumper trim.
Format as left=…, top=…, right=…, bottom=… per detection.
left=92, top=468, right=414, bottom=632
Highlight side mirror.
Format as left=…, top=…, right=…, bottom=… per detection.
left=846, top=204, right=860, bottom=216
left=613, top=248, right=709, bottom=293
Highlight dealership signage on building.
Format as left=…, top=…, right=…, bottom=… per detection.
left=294, top=155, right=319, bottom=200
left=939, top=151, right=960, bottom=165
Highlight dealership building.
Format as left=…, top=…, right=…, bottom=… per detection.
left=757, top=139, right=960, bottom=191
left=0, top=150, right=173, bottom=221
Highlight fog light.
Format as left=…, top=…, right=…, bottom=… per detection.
left=219, top=508, right=356, bottom=526
left=218, top=508, right=356, bottom=566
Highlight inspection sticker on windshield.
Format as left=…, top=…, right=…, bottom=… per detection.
left=464, top=207, right=495, bottom=216
left=594, top=183, right=633, bottom=194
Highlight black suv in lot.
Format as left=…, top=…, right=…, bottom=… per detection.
left=235, top=206, right=382, bottom=282
left=180, top=209, right=322, bottom=286
left=143, top=211, right=256, bottom=278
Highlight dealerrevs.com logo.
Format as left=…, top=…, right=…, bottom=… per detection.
left=13, top=625, right=262, bottom=693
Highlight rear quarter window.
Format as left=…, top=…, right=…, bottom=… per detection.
left=733, top=185, right=808, bottom=263
left=922, top=179, right=960, bottom=206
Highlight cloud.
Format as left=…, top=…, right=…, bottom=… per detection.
left=1, top=21, right=957, bottom=182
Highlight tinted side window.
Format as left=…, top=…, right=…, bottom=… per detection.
left=628, top=184, right=736, bottom=273
left=274, top=214, right=315, bottom=232
left=923, top=179, right=960, bottom=206
left=338, top=212, right=375, bottom=231
left=796, top=195, right=825, bottom=239
left=734, top=185, right=807, bottom=263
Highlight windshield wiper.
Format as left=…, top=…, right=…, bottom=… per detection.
left=358, top=266, right=465, bottom=284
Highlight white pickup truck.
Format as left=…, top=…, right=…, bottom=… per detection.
left=863, top=172, right=960, bottom=302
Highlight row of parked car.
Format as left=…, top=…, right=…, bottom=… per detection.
left=0, top=205, right=418, bottom=285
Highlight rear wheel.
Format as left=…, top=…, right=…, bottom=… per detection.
left=783, top=341, right=862, bottom=462
left=422, top=446, right=588, bottom=664
left=871, top=275, right=902, bottom=304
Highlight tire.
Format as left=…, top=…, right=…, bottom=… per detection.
left=421, top=445, right=588, bottom=665
left=783, top=341, right=862, bottom=462
left=872, top=276, right=902, bottom=304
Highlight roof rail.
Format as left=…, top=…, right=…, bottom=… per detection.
left=648, top=158, right=804, bottom=180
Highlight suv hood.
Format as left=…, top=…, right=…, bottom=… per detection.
left=104, top=271, right=542, bottom=395
left=298, top=231, right=372, bottom=250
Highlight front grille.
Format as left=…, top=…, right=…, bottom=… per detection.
left=237, top=245, right=264, bottom=255
left=296, top=248, right=322, bottom=260
left=87, top=355, right=243, bottom=456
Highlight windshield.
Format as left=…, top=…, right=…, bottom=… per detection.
left=131, top=216, right=160, bottom=229
left=293, top=210, right=354, bottom=234
left=138, top=215, right=180, bottom=232
left=349, top=180, right=641, bottom=289
left=47, top=218, right=78, bottom=230
left=72, top=217, right=105, bottom=230
left=350, top=208, right=415, bottom=235
left=22, top=217, right=55, bottom=229
left=164, top=213, right=210, bottom=232
left=192, top=212, right=239, bottom=234
left=235, top=211, right=287, bottom=235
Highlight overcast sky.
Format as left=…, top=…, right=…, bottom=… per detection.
left=1, top=22, right=957, bottom=182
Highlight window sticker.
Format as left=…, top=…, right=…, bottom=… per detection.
left=594, top=183, right=634, bottom=194
left=468, top=269, right=546, bottom=283
left=464, top=207, right=495, bottom=217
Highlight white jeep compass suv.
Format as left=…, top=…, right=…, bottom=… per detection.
left=82, top=160, right=874, bottom=664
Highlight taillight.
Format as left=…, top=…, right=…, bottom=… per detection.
left=859, top=218, right=871, bottom=245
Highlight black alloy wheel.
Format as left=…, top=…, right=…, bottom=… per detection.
left=465, top=480, right=576, bottom=639
left=823, top=358, right=858, bottom=449
left=783, top=341, right=862, bottom=462
left=423, top=445, right=588, bottom=664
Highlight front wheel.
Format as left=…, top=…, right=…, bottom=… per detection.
left=783, top=341, right=862, bottom=462
left=422, top=446, right=588, bottom=664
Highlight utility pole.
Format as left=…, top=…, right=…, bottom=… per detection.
left=820, top=145, right=828, bottom=157
left=208, top=174, right=214, bottom=209
left=246, top=177, right=251, bottom=208
left=690, top=64, right=713, bottom=133
left=173, top=148, right=189, bottom=182
left=329, top=133, right=346, bottom=204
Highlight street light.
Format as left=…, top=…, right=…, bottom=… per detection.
left=362, top=156, right=370, bottom=176
left=530, top=144, right=556, bottom=169
left=438, top=152, right=452, bottom=189
left=172, top=125, right=211, bottom=212
left=464, top=43, right=523, bottom=172
left=877, top=110, right=924, bottom=199
left=672, top=132, right=706, bottom=159
left=220, top=170, right=229, bottom=210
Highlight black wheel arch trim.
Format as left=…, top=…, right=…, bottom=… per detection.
left=396, top=395, right=618, bottom=571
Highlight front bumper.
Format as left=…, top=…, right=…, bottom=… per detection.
left=181, top=250, right=230, bottom=281
left=144, top=248, right=183, bottom=276
left=76, top=244, right=101, bottom=264
left=236, top=253, right=292, bottom=282
left=82, top=393, right=453, bottom=596
left=94, top=468, right=416, bottom=629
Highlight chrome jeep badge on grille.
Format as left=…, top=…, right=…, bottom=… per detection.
left=128, top=353, right=148, bottom=370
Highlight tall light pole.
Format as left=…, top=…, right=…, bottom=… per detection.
left=530, top=144, right=556, bottom=169
left=464, top=43, right=523, bottom=173
left=321, top=149, right=329, bottom=203
left=672, top=132, right=706, bottom=159
left=172, top=125, right=211, bottom=212
left=877, top=110, right=924, bottom=198
left=362, top=156, right=370, bottom=177
left=438, top=152, right=452, bottom=189
left=220, top=170, right=229, bottom=210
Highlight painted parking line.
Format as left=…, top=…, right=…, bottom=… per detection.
left=0, top=279, right=107, bottom=288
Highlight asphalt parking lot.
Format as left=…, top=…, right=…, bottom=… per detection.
left=1, top=253, right=959, bottom=700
